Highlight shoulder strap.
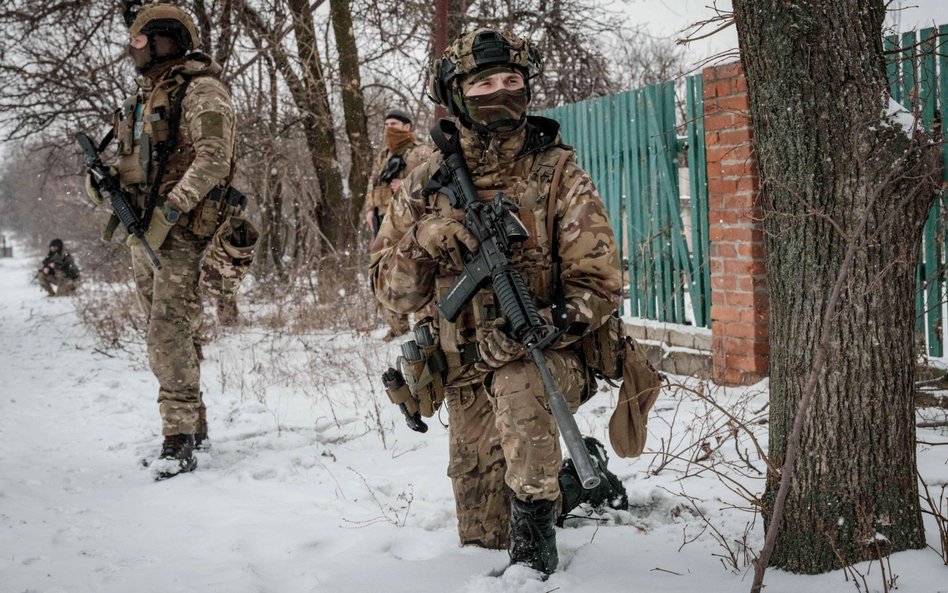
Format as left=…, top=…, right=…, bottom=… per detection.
left=96, top=130, right=114, bottom=154
left=142, top=74, right=193, bottom=229
left=545, top=148, right=572, bottom=252
left=546, top=148, right=571, bottom=326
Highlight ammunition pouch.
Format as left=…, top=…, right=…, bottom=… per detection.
left=199, top=215, right=258, bottom=300
left=385, top=374, right=420, bottom=418
left=190, top=185, right=248, bottom=238
left=579, top=312, right=625, bottom=381
left=392, top=318, right=447, bottom=418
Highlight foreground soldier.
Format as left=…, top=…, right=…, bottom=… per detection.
left=85, top=3, right=237, bottom=479
left=36, top=238, right=80, bottom=296
left=363, top=109, right=433, bottom=341
left=371, top=29, right=624, bottom=575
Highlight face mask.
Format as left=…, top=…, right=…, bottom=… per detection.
left=128, top=44, right=153, bottom=74
left=128, top=35, right=181, bottom=75
left=384, top=126, right=414, bottom=152
left=462, top=87, right=528, bottom=133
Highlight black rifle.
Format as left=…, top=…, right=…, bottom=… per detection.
left=425, top=120, right=601, bottom=490
left=377, top=154, right=407, bottom=185
left=75, top=132, right=162, bottom=270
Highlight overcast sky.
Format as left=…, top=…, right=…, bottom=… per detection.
left=617, top=0, right=948, bottom=71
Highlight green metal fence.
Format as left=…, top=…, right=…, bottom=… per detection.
left=539, top=77, right=710, bottom=327
left=886, top=25, right=948, bottom=356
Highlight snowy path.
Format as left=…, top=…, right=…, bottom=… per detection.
left=1, top=244, right=946, bottom=593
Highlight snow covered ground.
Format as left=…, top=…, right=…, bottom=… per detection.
left=1, top=241, right=946, bottom=593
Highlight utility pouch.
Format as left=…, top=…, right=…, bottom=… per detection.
left=192, top=186, right=247, bottom=237
left=397, top=319, right=446, bottom=418
left=609, top=336, right=662, bottom=458
left=115, top=99, right=136, bottom=156
left=199, top=216, right=258, bottom=300
left=191, top=189, right=225, bottom=237
left=580, top=312, right=625, bottom=381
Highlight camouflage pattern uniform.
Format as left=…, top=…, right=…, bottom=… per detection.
left=365, top=137, right=433, bottom=337
left=36, top=249, right=80, bottom=296
left=371, top=118, right=621, bottom=547
left=116, top=54, right=236, bottom=437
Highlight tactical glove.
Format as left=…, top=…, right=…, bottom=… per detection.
left=412, top=214, right=479, bottom=268
left=477, top=317, right=527, bottom=369
left=84, top=172, right=104, bottom=207
left=128, top=206, right=179, bottom=252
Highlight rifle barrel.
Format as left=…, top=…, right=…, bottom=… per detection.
left=529, top=347, right=601, bottom=489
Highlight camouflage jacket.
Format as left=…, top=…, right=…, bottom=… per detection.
left=42, top=251, right=80, bottom=279
left=112, top=52, right=236, bottom=215
left=363, top=139, right=433, bottom=214
left=370, top=117, right=621, bottom=378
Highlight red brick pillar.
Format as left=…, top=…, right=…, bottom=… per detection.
left=703, top=62, right=769, bottom=386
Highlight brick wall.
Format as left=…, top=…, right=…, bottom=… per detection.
left=703, top=62, right=769, bottom=386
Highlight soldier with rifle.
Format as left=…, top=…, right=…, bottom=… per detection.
left=81, top=2, right=240, bottom=479
left=371, top=29, right=629, bottom=575
left=36, top=238, right=80, bottom=296
left=363, top=109, right=432, bottom=341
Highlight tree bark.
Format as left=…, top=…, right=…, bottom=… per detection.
left=236, top=0, right=346, bottom=252
left=286, top=0, right=346, bottom=250
left=732, top=0, right=938, bottom=573
left=329, top=0, right=371, bottom=242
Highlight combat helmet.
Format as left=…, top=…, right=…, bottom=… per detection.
left=124, top=2, right=201, bottom=70
left=428, top=28, right=542, bottom=127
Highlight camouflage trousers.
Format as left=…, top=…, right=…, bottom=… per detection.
left=445, top=348, right=587, bottom=549
left=130, top=226, right=209, bottom=436
left=36, top=269, right=78, bottom=296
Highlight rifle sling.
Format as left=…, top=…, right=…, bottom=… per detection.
left=142, top=74, right=193, bottom=229
left=96, top=130, right=114, bottom=154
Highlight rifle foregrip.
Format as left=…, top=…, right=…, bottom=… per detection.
left=492, top=267, right=543, bottom=343
left=110, top=193, right=142, bottom=235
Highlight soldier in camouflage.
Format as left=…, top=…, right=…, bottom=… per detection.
left=36, top=238, right=80, bottom=296
left=364, top=109, right=433, bottom=341
left=85, top=3, right=237, bottom=480
left=371, top=29, right=624, bottom=575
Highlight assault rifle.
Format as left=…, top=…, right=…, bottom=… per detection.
left=75, top=131, right=162, bottom=270
left=426, top=121, right=601, bottom=490
left=378, top=154, right=407, bottom=185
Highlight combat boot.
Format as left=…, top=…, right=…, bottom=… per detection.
left=194, top=402, right=210, bottom=450
left=508, top=498, right=558, bottom=575
left=194, top=432, right=210, bottom=451
left=558, top=436, right=628, bottom=524
left=151, top=434, right=197, bottom=480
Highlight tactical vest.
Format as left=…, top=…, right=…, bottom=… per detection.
left=114, top=72, right=197, bottom=195
left=112, top=71, right=235, bottom=237
left=427, top=145, right=574, bottom=379
left=368, top=142, right=423, bottom=211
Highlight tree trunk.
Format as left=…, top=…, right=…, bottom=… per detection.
left=265, top=57, right=287, bottom=282
left=732, top=0, right=938, bottom=573
left=287, top=0, right=346, bottom=250
left=236, top=0, right=346, bottom=252
left=329, top=0, right=370, bottom=246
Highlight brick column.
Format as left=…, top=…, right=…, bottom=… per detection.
left=703, top=62, right=769, bottom=386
